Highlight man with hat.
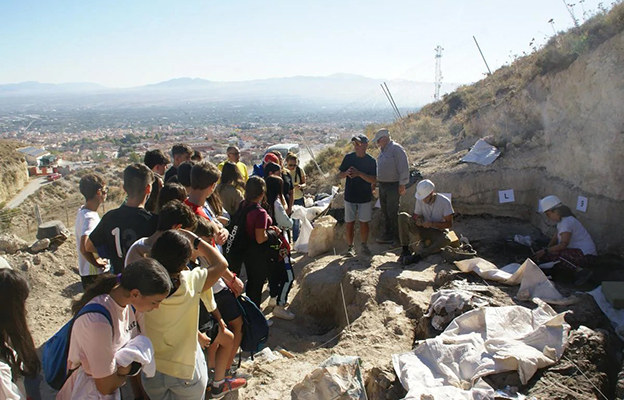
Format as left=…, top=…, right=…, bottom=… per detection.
left=338, top=135, right=377, bottom=257
left=373, top=128, right=409, bottom=244
left=252, top=152, right=280, bottom=178
left=397, top=179, right=454, bottom=264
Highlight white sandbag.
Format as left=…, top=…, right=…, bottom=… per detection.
left=307, top=216, right=337, bottom=257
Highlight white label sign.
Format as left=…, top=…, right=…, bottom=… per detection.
left=576, top=196, right=588, bottom=212
left=498, top=189, right=515, bottom=204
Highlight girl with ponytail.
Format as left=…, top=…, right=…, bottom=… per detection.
left=57, top=258, right=171, bottom=399
left=0, top=263, right=40, bottom=399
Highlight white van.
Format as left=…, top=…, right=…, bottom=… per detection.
left=265, top=143, right=299, bottom=159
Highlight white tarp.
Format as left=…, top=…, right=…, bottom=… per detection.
left=393, top=299, right=570, bottom=399
left=454, top=258, right=573, bottom=305
left=461, top=138, right=501, bottom=165
left=588, top=286, right=624, bottom=341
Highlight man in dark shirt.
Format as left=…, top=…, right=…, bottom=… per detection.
left=164, top=143, right=193, bottom=183
left=338, top=135, right=377, bottom=257
left=86, top=164, right=159, bottom=274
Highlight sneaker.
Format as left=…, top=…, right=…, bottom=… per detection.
left=574, top=268, right=593, bottom=286
left=211, top=377, right=247, bottom=398
left=273, top=305, right=295, bottom=320
left=268, top=296, right=277, bottom=307
left=361, top=243, right=372, bottom=256
left=398, top=250, right=412, bottom=264
left=345, top=245, right=356, bottom=257
left=225, top=368, right=252, bottom=380
left=376, top=235, right=394, bottom=244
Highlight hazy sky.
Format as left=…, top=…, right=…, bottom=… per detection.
left=0, top=0, right=609, bottom=87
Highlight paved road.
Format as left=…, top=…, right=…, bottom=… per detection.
left=5, top=177, right=50, bottom=209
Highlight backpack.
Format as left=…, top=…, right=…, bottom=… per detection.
left=42, top=303, right=113, bottom=390
left=224, top=202, right=261, bottom=272
left=236, top=295, right=269, bottom=358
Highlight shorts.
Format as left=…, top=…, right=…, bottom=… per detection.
left=142, top=342, right=208, bottom=400
left=214, top=287, right=243, bottom=323
left=344, top=200, right=373, bottom=223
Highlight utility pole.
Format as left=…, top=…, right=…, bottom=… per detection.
left=434, top=45, right=444, bottom=101
left=473, top=36, right=492, bottom=75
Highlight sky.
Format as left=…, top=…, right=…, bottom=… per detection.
left=0, top=0, right=611, bottom=88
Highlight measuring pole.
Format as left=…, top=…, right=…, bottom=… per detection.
left=383, top=82, right=403, bottom=119
left=380, top=84, right=400, bottom=120
left=473, top=36, right=492, bottom=75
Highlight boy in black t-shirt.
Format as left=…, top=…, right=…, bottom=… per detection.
left=86, top=164, right=159, bottom=274
left=338, top=135, right=377, bottom=257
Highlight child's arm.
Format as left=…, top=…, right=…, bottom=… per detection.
left=180, top=230, right=228, bottom=291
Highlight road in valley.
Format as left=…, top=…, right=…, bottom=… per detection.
left=5, top=177, right=50, bottom=209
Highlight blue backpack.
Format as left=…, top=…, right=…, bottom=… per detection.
left=42, top=303, right=113, bottom=390
left=237, top=295, right=269, bottom=358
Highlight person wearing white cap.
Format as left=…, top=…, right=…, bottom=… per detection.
left=533, top=195, right=597, bottom=285
left=397, top=179, right=454, bottom=265
left=373, top=128, right=409, bottom=244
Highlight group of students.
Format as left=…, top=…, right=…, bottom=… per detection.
left=0, top=143, right=307, bottom=400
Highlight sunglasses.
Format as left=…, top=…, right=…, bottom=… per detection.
left=287, top=163, right=296, bottom=168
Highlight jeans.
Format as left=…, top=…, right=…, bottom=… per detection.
left=292, top=198, right=305, bottom=242
left=142, top=343, right=208, bottom=400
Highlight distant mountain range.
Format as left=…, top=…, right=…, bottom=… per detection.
left=0, top=74, right=462, bottom=111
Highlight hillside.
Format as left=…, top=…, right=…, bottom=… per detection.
left=0, top=140, right=29, bottom=206
left=310, top=3, right=624, bottom=255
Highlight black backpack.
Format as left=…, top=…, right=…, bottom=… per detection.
left=224, top=201, right=260, bottom=274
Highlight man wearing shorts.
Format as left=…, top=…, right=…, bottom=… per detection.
left=338, top=135, right=377, bottom=257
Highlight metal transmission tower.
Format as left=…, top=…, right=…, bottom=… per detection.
left=434, top=45, right=444, bottom=101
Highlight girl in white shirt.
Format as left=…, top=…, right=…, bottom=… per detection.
left=58, top=258, right=171, bottom=399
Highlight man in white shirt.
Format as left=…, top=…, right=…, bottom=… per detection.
left=75, top=173, right=109, bottom=290
left=397, top=179, right=454, bottom=265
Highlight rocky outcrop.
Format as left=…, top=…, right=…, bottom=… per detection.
left=0, top=140, right=29, bottom=206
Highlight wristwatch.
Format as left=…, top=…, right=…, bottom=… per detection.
left=193, top=237, right=201, bottom=250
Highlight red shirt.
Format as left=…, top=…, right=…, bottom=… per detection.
left=245, top=204, right=272, bottom=241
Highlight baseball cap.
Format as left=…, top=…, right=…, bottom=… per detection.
left=373, top=129, right=390, bottom=142
left=351, top=135, right=369, bottom=144
left=264, top=153, right=279, bottom=164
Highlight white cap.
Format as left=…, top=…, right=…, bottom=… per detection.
left=539, top=195, right=562, bottom=213
left=415, top=179, right=435, bottom=200
left=373, top=129, right=390, bottom=142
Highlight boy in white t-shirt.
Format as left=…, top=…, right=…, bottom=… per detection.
left=75, top=173, right=109, bottom=290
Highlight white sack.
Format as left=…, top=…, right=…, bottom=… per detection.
left=307, top=216, right=337, bottom=257
left=460, top=138, right=501, bottom=165
left=454, top=258, right=570, bottom=304
left=293, top=205, right=313, bottom=253
left=393, top=299, right=570, bottom=399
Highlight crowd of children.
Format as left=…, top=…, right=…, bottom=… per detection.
left=0, top=143, right=306, bottom=399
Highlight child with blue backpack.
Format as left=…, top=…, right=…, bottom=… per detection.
left=56, top=259, right=171, bottom=399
